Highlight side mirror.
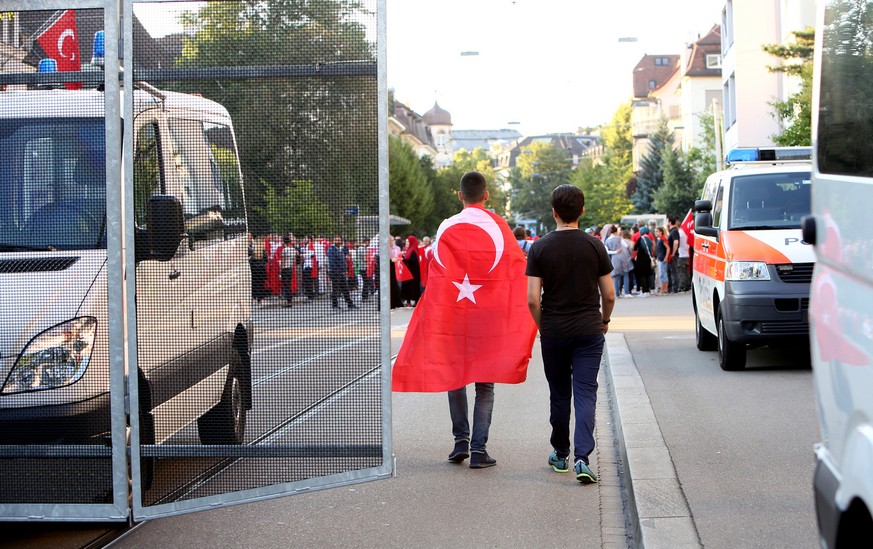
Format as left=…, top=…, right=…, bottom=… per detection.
left=143, top=195, right=184, bottom=262
left=694, top=199, right=713, bottom=213
left=801, top=215, right=817, bottom=245
left=694, top=211, right=719, bottom=238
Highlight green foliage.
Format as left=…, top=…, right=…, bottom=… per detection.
left=572, top=159, right=633, bottom=228
left=632, top=120, right=673, bottom=213
left=602, top=102, right=634, bottom=178
left=176, top=0, right=377, bottom=235
left=764, top=27, right=815, bottom=146
left=257, top=180, right=335, bottom=236
left=389, top=136, right=433, bottom=229
left=510, top=141, right=573, bottom=233
left=419, top=156, right=459, bottom=236
left=452, top=148, right=506, bottom=218
left=653, top=147, right=699, bottom=219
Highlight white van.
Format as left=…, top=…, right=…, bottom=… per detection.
left=806, top=0, right=873, bottom=544
left=692, top=147, right=814, bottom=371
left=0, top=85, right=252, bottom=455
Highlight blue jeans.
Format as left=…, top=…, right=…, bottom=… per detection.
left=540, top=334, right=605, bottom=464
left=612, top=272, right=630, bottom=296
left=448, top=383, right=494, bottom=452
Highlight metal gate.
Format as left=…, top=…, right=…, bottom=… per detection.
left=0, top=0, right=391, bottom=523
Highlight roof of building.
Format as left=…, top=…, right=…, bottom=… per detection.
left=684, top=25, right=722, bottom=78
left=452, top=129, right=523, bottom=153
left=423, top=101, right=452, bottom=126
left=632, top=54, right=681, bottom=98
left=508, top=134, right=599, bottom=167
left=392, top=100, right=435, bottom=148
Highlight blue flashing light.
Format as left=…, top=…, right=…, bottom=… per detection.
left=726, top=146, right=812, bottom=164
left=91, top=30, right=105, bottom=67
left=37, top=58, right=58, bottom=73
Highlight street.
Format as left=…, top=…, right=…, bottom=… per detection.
left=0, top=290, right=821, bottom=548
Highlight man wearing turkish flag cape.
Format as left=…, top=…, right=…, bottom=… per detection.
left=393, top=171, right=537, bottom=468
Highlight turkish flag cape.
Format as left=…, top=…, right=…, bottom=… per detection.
left=34, top=10, right=82, bottom=90
left=393, top=205, right=537, bottom=392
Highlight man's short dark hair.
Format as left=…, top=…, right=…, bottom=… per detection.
left=460, top=171, right=487, bottom=202
left=668, top=215, right=678, bottom=225
left=551, top=184, right=584, bottom=223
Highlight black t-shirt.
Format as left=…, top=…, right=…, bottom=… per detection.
left=525, top=230, right=613, bottom=338
left=668, top=227, right=680, bottom=258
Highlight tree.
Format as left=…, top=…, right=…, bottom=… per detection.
left=176, top=1, right=377, bottom=234
left=653, top=146, right=699, bottom=219
left=510, top=141, right=572, bottom=233
left=573, top=159, right=633, bottom=228
left=389, top=136, right=433, bottom=229
left=632, top=120, right=673, bottom=213
left=763, top=27, right=815, bottom=146
left=257, top=180, right=335, bottom=236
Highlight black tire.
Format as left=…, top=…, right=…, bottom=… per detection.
left=694, top=299, right=718, bottom=351
left=717, top=311, right=746, bottom=371
left=137, top=369, right=155, bottom=491
left=198, top=352, right=247, bottom=445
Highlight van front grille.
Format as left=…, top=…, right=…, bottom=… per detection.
left=0, top=258, right=78, bottom=274
left=775, top=263, right=814, bottom=284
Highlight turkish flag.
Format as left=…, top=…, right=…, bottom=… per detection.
left=681, top=208, right=695, bottom=248
left=392, top=205, right=538, bottom=392
left=34, top=10, right=82, bottom=90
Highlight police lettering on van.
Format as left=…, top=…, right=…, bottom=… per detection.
left=692, top=147, right=813, bottom=371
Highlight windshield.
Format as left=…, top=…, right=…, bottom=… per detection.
left=0, top=118, right=106, bottom=251
left=727, top=171, right=811, bottom=230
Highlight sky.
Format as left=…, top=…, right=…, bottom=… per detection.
left=135, top=0, right=724, bottom=136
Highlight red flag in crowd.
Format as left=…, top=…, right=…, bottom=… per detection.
left=392, top=205, right=537, bottom=392
left=34, top=10, right=82, bottom=90
left=681, top=208, right=695, bottom=248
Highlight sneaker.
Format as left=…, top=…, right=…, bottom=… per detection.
left=469, top=451, right=497, bottom=469
left=448, top=441, right=469, bottom=463
left=574, top=460, right=597, bottom=484
left=548, top=450, right=569, bottom=473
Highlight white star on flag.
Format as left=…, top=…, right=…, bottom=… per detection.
left=452, top=274, right=482, bottom=304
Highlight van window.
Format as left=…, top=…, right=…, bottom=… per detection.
left=727, top=172, right=811, bottom=230
left=713, top=184, right=725, bottom=227
left=818, top=0, right=873, bottom=176
left=0, top=118, right=105, bottom=251
left=133, top=122, right=163, bottom=227
left=168, top=118, right=245, bottom=243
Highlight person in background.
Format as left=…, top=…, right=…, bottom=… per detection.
left=389, top=235, right=403, bottom=309
left=515, top=225, right=532, bottom=256
left=401, top=235, right=422, bottom=307
left=604, top=225, right=629, bottom=298
left=526, top=184, right=615, bottom=484
left=327, top=235, right=357, bottom=310
left=280, top=234, right=299, bottom=307
left=633, top=227, right=654, bottom=296
left=655, top=226, right=669, bottom=295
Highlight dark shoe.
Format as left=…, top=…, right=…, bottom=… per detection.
left=448, top=441, right=469, bottom=463
left=332, top=304, right=340, bottom=310
left=548, top=450, right=569, bottom=473
left=574, top=459, right=597, bottom=484
left=469, top=451, right=496, bottom=469
left=348, top=303, right=358, bottom=310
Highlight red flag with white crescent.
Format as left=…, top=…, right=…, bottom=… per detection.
left=681, top=208, right=695, bottom=247
left=34, top=10, right=82, bottom=90
left=392, top=204, right=537, bottom=392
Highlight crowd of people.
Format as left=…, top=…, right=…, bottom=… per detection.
left=248, top=233, right=379, bottom=310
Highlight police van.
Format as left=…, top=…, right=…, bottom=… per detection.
left=692, top=147, right=814, bottom=371
left=0, top=56, right=253, bottom=459
left=803, top=0, right=873, bottom=544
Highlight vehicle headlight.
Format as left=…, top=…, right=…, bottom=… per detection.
left=725, top=261, right=771, bottom=281
left=2, top=317, right=97, bottom=394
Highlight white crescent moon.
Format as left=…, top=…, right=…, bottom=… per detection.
left=433, top=207, right=505, bottom=273
left=58, top=29, right=76, bottom=60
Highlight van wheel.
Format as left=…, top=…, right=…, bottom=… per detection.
left=138, top=369, right=155, bottom=490
left=198, top=355, right=247, bottom=445
left=695, top=304, right=717, bottom=351
left=717, top=311, right=746, bottom=371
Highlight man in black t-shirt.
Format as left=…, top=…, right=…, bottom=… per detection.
left=526, top=185, right=616, bottom=484
left=667, top=215, right=681, bottom=293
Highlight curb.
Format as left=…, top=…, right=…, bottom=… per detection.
left=604, top=332, right=702, bottom=549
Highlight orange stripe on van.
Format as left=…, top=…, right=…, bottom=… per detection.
left=719, top=231, right=792, bottom=264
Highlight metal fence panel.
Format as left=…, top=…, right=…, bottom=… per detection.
left=0, top=1, right=129, bottom=521
left=126, top=0, right=391, bottom=520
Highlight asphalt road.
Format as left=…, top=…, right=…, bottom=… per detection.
left=611, top=291, right=819, bottom=549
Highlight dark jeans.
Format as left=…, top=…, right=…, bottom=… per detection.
left=668, top=258, right=678, bottom=293
left=448, top=383, right=494, bottom=452
left=359, top=268, right=374, bottom=301
left=540, top=333, right=604, bottom=464
left=675, top=257, right=690, bottom=291
left=330, top=271, right=353, bottom=307
left=302, top=267, right=315, bottom=298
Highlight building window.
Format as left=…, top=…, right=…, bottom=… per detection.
left=648, top=80, right=657, bottom=89
left=723, top=72, right=737, bottom=129
left=706, top=54, right=722, bottom=69
left=654, top=57, right=671, bottom=66
left=722, top=0, right=734, bottom=55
